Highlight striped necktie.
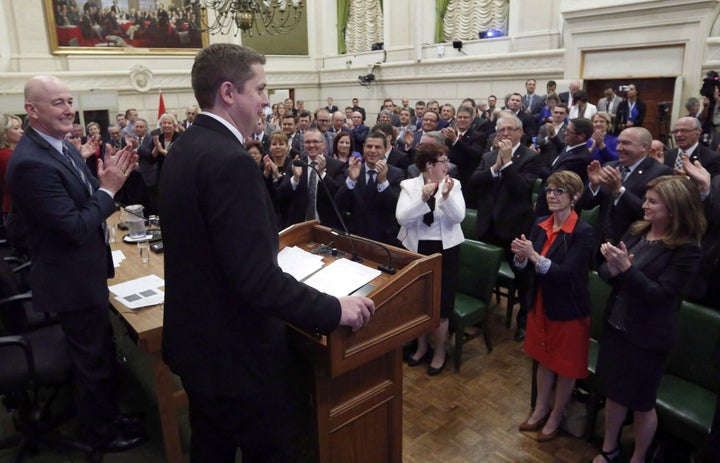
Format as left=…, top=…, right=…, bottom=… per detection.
left=675, top=150, right=686, bottom=171
left=61, top=144, right=93, bottom=196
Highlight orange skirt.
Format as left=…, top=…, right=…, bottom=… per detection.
left=524, top=297, right=590, bottom=379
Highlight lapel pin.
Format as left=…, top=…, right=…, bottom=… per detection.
left=638, top=170, right=643, bottom=175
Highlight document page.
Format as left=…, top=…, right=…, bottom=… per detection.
left=278, top=245, right=325, bottom=281
left=109, top=274, right=165, bottom=310
left=303, top=258, right=381, bottom=297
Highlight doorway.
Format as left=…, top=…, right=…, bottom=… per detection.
left=585, top=77, right=676, bottom=146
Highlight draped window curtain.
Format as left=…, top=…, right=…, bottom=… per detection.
left=437, top=0, right=509, bottom=43
left=340, top=0, right=384, bottom=54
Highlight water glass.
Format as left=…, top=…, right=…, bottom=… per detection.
left=137, top=240, right=150, bottom=263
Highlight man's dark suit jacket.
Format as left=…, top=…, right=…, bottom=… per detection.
left=615, top=100, right=647, bottom=131
left=580, top=157, right=672, bottom=243
left=663, top=144, right=720, bottom=177
left=559, top=91, right=571, bottom=105
left=469, top=144, right=541, bottom=243
left=449, top=126, right=490, bottom=206
left=158, top=114, right=341, bottom=397
left=334, top=164, right=404, bottom=246
left=6, top=127, right=114, bottom=312
left=326, top=105, right=339, bottom=113
left=276, top=155, right=347, bottom=230
left=386, top=148, right=410, bottom=174
left=522, top=94, right=546, bottom=115
left=536, top=124, right=567, bottom=169
left=599, top=232, right=700, bottom=350
left=535, top=144, right=592, bottom=217
left=684, top=175, right=720, bottom=306
left=514, top=215, right=596, bottom=321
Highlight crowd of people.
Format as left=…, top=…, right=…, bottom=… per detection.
left=1, top=67, right=719, bottom=462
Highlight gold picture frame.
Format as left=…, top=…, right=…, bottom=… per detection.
left=45, top=0, right=208, bottom=55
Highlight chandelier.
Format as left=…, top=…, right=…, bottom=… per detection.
left=187, top=0, right=305, bottom=37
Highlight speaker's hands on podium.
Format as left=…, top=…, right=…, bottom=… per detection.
left=338, top=296, right=375, bottom=332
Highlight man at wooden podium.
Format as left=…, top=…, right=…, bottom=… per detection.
left=158, top=44, right=375, bottom=463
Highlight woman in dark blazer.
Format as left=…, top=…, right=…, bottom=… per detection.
left=511, top=170, right=596, bottom=442
left=592, top=175, right=705, bottom=463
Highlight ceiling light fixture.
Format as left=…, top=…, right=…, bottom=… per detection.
left=187, top=0, right=304, bottom=37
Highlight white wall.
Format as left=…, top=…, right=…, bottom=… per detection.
left=1, top=0, right=719, bottom=126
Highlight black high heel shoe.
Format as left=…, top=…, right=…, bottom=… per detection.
left=427, top=355, right=447, bottom=376
left=593, top=447, right=620, bottom=463
left=406, top=348, right=433, bottom=367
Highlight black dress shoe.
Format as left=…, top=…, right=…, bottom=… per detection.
left=514, top=327, right=526, bottom=342
left=99, top=432, right=147, bottom=453
left=427, top=356, right=447, bottom=376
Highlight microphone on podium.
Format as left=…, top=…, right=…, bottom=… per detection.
left=291, top=159, right=396, bottom=274
left=292, top=158, right=361, bottom=262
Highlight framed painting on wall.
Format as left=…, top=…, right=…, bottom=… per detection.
left=45, top=0, right=208, bottom=54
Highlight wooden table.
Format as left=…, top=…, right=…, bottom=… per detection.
left=107, top=214, right=186, bottom=463
left=109, top=217, right=439, bottom=463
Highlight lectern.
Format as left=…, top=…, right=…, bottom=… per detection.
left=279, top=221, right=442, bottom=463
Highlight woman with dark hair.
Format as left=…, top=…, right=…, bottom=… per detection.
left=246, top=140, right=264, bottom=167
left=615, top=83, right=647, bottom=132
left=396, top=143, right=465, bottom=376
left=83, top=121, right=103, bottom=177
left=512, top=170, right=596, bottom=442
left=331, top=131, right=354, bottom=165
left=588, top=111, right=618, bottom=164
left=592, top=175, right=705, bottom=463
left=263, top=132, right=293, bottom=228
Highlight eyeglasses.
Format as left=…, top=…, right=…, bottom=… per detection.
left=544, top=187, right=567, bottom=196
left=434, top=158, right=450, bottom=165
left=304, top=140, right=323, bottom=145
left=497, top=127, right=520, bottom=133
left=671, top=128, right=698, bottom=135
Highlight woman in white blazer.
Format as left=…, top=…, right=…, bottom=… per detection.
left=396, top=142, right=465, bottom=375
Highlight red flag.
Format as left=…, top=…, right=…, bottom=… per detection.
left=157, top=90, right=166, bottom=120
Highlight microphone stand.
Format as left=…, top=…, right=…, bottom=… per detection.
left=292, top=159, right=361, bottom=263
left=330, top=229, right=396, bottom=275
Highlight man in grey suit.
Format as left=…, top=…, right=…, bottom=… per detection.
left=522, top=79, right=546, bottom=116
left=597, top=85, right=623, bottom=120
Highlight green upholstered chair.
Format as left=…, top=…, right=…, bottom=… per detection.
left=580, top=205, right=600, bottom=227
left=531, top=178, right=543, bottom=206
left=656, top=301, right=720, bottom=452
left=460, top=208, right=477, bottom=241
left=495, top=261, right=517, bottom=329
left=579, top=270, right=612, bottom=440
left=450, top=240, right=503, bottom=372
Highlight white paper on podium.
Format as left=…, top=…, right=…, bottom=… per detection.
left=278, top=246, right=325, bottom=281
left=109, top=274, right=165, bottom=310
left=303, top=258, right=381, bottom=297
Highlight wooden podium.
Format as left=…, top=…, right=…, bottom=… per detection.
left=279, top=222, right=441, bottom=463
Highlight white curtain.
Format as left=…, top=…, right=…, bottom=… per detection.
left=442, top=0, right=509, bottom=41
left=345, top=0, right=384, bottom=54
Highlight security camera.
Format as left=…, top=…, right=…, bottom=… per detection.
left=358, top=74, right=376, bottom=87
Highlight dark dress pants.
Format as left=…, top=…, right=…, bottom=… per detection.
left=57, top=305, right=120, bottom=442
left=187, top=381, right=297, bottom=463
